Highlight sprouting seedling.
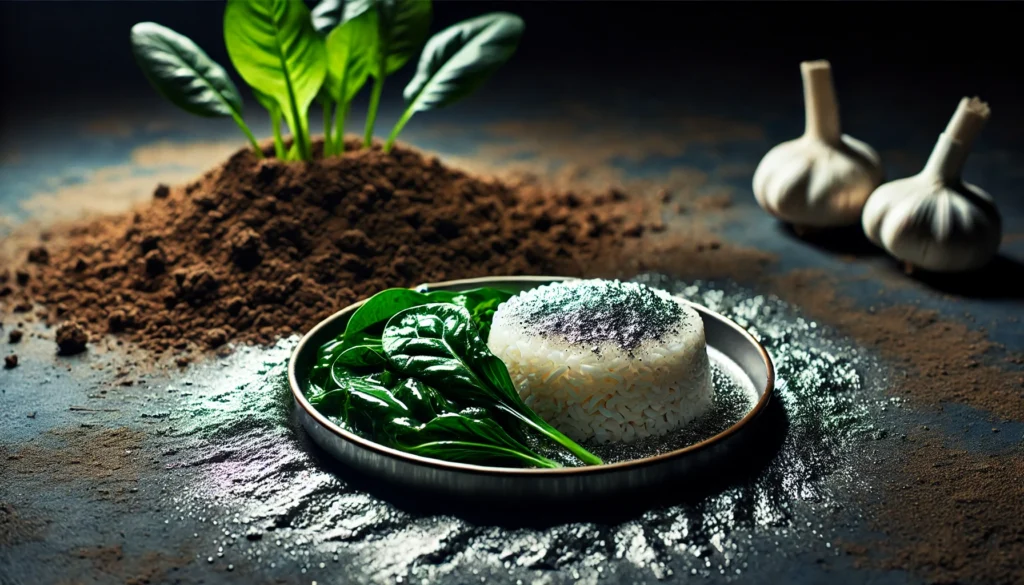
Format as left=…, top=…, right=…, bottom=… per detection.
left=385, top=12, right=525, bottom=153
left=129, top=22, right=262, bottom=157
left=224, top=0, right=326, bottom=162
left=362, top=0, right=433, bottom=147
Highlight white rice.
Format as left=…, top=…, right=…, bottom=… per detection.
left=487, top=280, right=714, bottom=444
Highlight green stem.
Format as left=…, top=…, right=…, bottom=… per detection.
left=322, top=100, right=334, bottom=156
left=271, top=114, right=285, bottom=159
left=363, top=59, right=386, bottom=147
left=335, top=100, right=351, bottom=154
left=384, top=104, right=415, bottom=153
left=230, top=110, right=263, bottom=159
left=501, top=405, right=603, bottom=465
left=275, top=41, right=311, bottom=161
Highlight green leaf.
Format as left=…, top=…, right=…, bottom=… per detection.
left=336, top=344, right=386, bottom=368
left=344, top=289, right=433, bottom=339
left=375, top=0, right=432, bottom=76
left=324, top=9, right=377, bottom=103
left=395, top=413, right=558, bottom=468
left=385, top=13, right=522, bottom=151
left=224, top=0, right=327, bottom=161
left=311, top=0, right=344, bottom=35
left=382, top=303, right=602, bottom=465
left=130, top=22, right=244, bottom=118
left=391, top=377, right=456, bottom=421
left=130, top=21, right=264, bottom=155
left=403, top=13, right=522, bottom=112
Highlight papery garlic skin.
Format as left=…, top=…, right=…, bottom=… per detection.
left=752, top=60, right=883, bottom=228
left=862, top=97, right=1001, bottom=272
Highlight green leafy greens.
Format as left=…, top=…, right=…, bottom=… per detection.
left=131, top=1, right=523, bottom=161
left=129, top=22, right=262, bottom=156
left=385, top=13, right=524, bottom=153
left=305, top=287, right=603, bottom=468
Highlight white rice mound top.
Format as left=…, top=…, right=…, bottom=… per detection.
left=487, top=279, right=713, bottom=444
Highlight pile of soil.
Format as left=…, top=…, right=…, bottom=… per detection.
left=2, top=139, right=674, bottom=358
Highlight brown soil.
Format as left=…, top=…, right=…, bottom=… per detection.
left=3, top=354, right=16, bottom=368
left=871, top=432, right=1024, bottom=585
left=770, top=269, right=1024, bottom=584
left=1, top=138, right=767, bottom=358
left=2, top=427, right=147, bottom=502
left=61, top=545, right=192, bottom=585
left=772, top=269, right=1024, bottom=421
left=0, top=502, right=46, bottom=547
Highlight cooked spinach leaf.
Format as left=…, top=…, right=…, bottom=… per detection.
left=309, top=374, right=557, bottom=468
left=382, top=303, right=602, bottom=465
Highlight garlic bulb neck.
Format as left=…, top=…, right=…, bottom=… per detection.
left=861, top=96, right=1000, bottom=273
left=802, top=60, right=841, bottom=144
left=752, top=60, right=882, bottom=228
left=921, top=97, right=990, bottom=183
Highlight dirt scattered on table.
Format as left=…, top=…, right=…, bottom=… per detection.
left=61, top=545, right=193, bottom=585
left=767, top=269, right=1024, bottom=584
left=771, top=269, right=1024, bottom=421
left=56, top=321, right=89, bottom=355
left=847, top=431, right=1024, bottom=585
left=2, top=138, right=771, bottom=361
left=2, top=427, right=147, bottom=502
left=4, top=354, right=17, bottom=368
left=0, top=502, right=46, bottom=547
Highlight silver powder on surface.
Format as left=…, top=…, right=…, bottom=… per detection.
left=153, top=274, right=890, bottom=584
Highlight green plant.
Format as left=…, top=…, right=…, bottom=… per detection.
left=129, top=22, right=263, bottom=156
left=224, top=0, right=325, bottom=162
left=306, top=288, right=603, bottom=468
left=131, top=1, right=523, bottom=161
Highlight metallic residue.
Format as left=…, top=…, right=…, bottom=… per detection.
left=158, top=275, right=887, bottom=584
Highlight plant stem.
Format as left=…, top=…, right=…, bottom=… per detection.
left=924, top=97, right=991, bottom=182
left=335, top=100, right=351, bottom=154
left=270, top=114, right=285, bottom=159
left=384, top=105, right=415, bottom=153
left=323, top=100, right=334, bottom=156
left=800, top=60, right=841, bottom=144
left=230, top=110, right=264, bottom=158
left=502, top=405, right=603, bottom=465
left=364, top=57, right=386, bottom=147
left=277, top=50, right=311, bottom=161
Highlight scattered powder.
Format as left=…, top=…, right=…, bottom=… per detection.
left=766, top=268, right=1024, bottom=584
left=854, top=432, right=1024, bottom=585
left=499, top=279, right=684, bottom=352
left=1, top=427, right=147, bottom=502
left=0, top=502, right=45, bottom=547
left=770, top=269, right=1024, bottom=421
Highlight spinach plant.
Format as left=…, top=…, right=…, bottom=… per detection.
left=306, top=287, right=603, bottom=468
left=131, top=0, right=523, bottom=161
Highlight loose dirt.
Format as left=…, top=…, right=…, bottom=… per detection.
left=1, top=138, right=768, bottom=359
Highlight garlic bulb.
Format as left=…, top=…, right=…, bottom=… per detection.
left=861, top=97, right=1001, bottom=273
left=753, top=60, right=883, bottom=228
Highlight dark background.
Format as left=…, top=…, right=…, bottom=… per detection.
left=2, top=1, right=1022, bottom=123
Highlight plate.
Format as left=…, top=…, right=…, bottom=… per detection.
left=288, top=276, right=774, bottom=500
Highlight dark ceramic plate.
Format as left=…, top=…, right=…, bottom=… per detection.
left=288, top=276, right=774, bottom=500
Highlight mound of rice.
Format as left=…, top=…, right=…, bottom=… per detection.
left=488, top=279, right=713, bottom=444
